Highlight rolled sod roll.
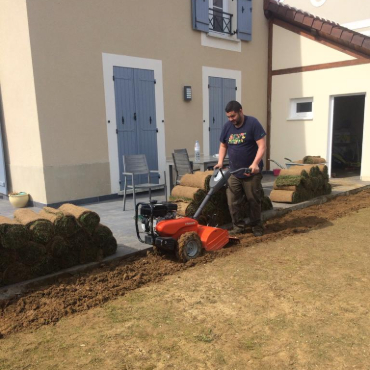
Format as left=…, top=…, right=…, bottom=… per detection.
left=171, top=186, right=206, bottom=203
left=0, top=216, right=29, bottom=250
left=179, top=171, right=213, bottom=191
left=66, top=230, right=100, bottom=264
left=31, top=255, right=59, bottom=277
left=308, top=166, right=319, bottom=177
left=269, top=190, right=297, bottom=203
left=92, top=224, right=117, bottom=258
left=42, top=206, right=64, bottom=217
left=303, top=156, right=326, bottom=164
left=320, top=165, right=329, bottom=179
left=0, top=247, right=17, bottom=274
left=175, top=201, right=191, bottom=217
left=2, top=262, right=32, bottom=285
left=185, top=202, right=198, bottom=218
left=14, top=209, right=53, bottom=245
left=59, top=204, right=100, bottom=234
left=310, top=176, right=323, bottom=192
left=316, top=165, right=328, bottom=175
left=279, top=165, right=314, bottom=177
left=302, top=165, right=327, bottom=180
left=50, top=236, right=79, bottom=269
left=39, top=207, right=80, bottom=237
left=17, top=241, right=47, bottom=266
left=262, top=196, right=273, bottom=211
left=324, top=182, right=332, bottom=194
left=273, top=184, right=299, bottom=191
left=275, top=175, right=307, bottom=187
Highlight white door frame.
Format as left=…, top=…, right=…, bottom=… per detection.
left=102, top=53, right=166, bottom=194
left=327, top=92, right=366, bottom=178
left=202, top=66, right=241, bottom=156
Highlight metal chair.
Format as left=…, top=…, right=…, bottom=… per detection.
left=172, top=149, right=198, bottom=185
left=122, top=154, right=167, bottom=211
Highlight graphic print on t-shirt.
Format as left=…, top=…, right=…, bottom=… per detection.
left=228, top=132, right=247, bottom=145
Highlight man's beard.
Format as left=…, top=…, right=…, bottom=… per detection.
left=232, top=113, right=243, bottom=126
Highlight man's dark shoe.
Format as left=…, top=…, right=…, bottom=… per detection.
left=229, top=227, right=246, bottom=236
left=252, top=224, right=264, bottom=237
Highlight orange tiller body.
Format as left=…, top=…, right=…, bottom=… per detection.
left=155, top=217, right=229, bottom=251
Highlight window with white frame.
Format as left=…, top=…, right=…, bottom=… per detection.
left=209, top=0, right=233, bottom=35
left=289, top=97, right=314, bottom=120
left=192, top=0, right=252, bottom=42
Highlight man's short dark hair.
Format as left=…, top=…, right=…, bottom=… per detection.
left=225, top=100, right=242, bottom=113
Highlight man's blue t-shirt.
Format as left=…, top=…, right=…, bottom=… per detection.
left=220, top=116, right=266, bottom=178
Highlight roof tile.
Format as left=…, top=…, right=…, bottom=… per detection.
left=277, top=6, right=287, bottom=16
left=362, top=38, right=370, bottom=50
left=286, top=8, right=296, bottom=21
left=341, top=30, right=354, bottom=43
left=294, top=12, right=304, bottom=24
left=321, top=23, right=333, bottom=34
left=331, top=27, right=343, bottom=38
left=312, top=19, right=324, bottom=31
left=267, top=2, right=279, bottom=12
left=352, top=34, right=365, bottom=47
left=303, top=15, right=314, bottom=27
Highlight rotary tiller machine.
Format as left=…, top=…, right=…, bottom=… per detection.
left=135, top=167, right=250, bottom=262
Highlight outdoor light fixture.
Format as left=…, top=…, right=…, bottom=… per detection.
left=184, top=86, right=192, bottom=101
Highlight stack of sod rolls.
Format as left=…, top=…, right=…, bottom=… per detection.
left=269, top=164, right=331, bottom=204
left=303, top=156, right=326, bottom=164
left=170, top=171, right=273, bottom=226
left=0, top=204, right=117, bottom=287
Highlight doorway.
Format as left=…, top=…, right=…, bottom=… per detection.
left=208, top=76, right=236, bottom=155
left=331, top=94, right=365, bottom=178
left=113, top=66, right=159, bottom=189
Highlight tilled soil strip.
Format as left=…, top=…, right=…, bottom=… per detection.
left=1, top=189, right=370, bottom=338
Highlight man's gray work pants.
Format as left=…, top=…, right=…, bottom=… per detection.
left=226, top=173, right=263, bottom=229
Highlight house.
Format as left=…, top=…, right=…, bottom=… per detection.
left=264, top=0, right=370, bottom=180
left=0, top=0, right=269, bottom=205
left=1, top=0, right=369, bottom=207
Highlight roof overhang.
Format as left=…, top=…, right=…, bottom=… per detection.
left=264, top=0, right=370, bottom=58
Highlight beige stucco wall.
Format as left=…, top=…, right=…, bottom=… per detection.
left=0, top=0, right=46, bottom=201
left=281, top=0, right=370, bottom=24
left=23, top=0, right=269, bottom=203
left=270, top=31, right=370, bottom=180
left=272, top=25, right=354, bottom=71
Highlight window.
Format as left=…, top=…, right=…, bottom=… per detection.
left=209, top=0, right=233, bottom=35
left=289, top=98, right=314, bottom=120
left=192, top=0, right=252, bottom=41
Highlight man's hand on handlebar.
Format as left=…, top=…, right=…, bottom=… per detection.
left=214, top=162, right=223, bottom=169
left=243, top=168, right=252, bottom=176
left=246, top=164, right=260, bottom=176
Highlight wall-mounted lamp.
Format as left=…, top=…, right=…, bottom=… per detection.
left=184, top=86, right=192, bottom=101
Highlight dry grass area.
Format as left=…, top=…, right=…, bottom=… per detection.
left=1, top=201, right=370, bottom=369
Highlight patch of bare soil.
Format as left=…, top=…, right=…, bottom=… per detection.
left=1, top=189, right=370, bottom=338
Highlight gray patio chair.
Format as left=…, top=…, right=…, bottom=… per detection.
left=172, top=149, right=199, bottom=185
left=122, top=154, right=167, bottom=211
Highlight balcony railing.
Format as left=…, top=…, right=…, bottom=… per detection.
left=209, top=8, right=233, bottom=35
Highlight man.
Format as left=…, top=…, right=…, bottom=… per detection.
left=214, top=101, right=266, bottom=237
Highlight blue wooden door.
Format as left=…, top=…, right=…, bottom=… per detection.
left=209, top=77, right=236, bottom=155
left=134, top=69, right=159, bottom=184
left=113, top=67, right=158, bottom=190
left=0, top=117, right=7, bottom=195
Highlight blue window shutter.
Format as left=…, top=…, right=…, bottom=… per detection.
left=192, top=0, right=209, bottom=32
left=237, top=0, right=252, bottom=41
